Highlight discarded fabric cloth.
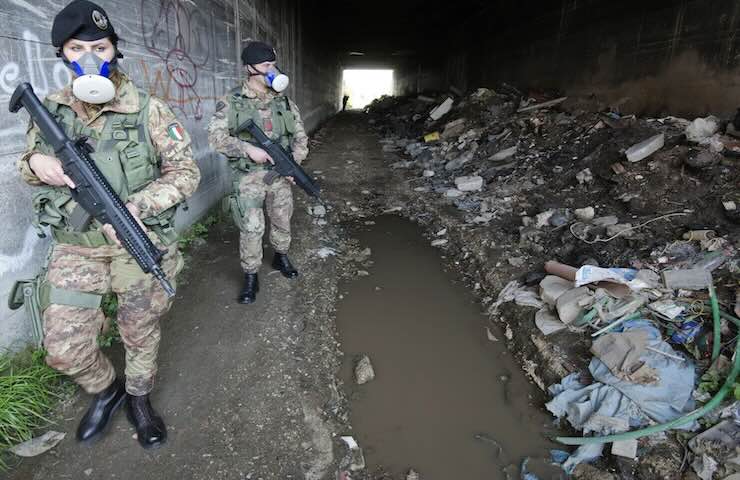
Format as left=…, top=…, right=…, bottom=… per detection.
left=547, top=320, right=697, bottom=437
left=590, top=329, right=659, bottom=385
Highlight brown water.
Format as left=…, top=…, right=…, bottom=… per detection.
left=337, top=216, right=565, bottom=480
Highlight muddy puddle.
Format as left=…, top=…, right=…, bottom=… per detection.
left=337, top=216, right=564, bottom=479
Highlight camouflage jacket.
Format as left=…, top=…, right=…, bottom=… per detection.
left=18, top=75, right=201, bottom=221
left=207, top=78, right=309, bottom=164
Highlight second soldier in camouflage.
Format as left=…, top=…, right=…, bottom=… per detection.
left=208, top=41, right=308, bottom=304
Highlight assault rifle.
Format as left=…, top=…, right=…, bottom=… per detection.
left=10, top=82, right=175, bottom=297
left=235, top=119, right=323, bottom=203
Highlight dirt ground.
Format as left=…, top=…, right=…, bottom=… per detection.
left=4, top=114, right=382, bottom=480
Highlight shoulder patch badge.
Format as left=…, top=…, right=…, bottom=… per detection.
left=167, top=122, right=185, bottom=141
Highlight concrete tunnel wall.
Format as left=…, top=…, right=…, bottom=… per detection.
left=445, top=0, right=740, bottom=118
left=0, top=0, right=341, bottom=352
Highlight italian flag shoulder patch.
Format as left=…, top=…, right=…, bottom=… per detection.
left=167, top=122, right=185, bottom=141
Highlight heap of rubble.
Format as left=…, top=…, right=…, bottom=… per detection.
left=366, top=86, right=740, bottom=479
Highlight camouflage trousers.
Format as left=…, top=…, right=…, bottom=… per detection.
left=42, top=240, right=183, bottom=396
left=235, top=170, right=294, bottom=273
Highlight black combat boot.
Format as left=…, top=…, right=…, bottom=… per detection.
left=238, top=273, right=259, bottom=304
left=76, top=377, right=126, bottom=442
left=126, top=394, right=167, bottom=449
left=272, top=252, right=299, bottom=278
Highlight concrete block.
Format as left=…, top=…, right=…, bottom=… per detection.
left=662, top=268, right=712, bottom=290
left=454, top=175, right=483, bottom=192
left=555, top=287, right=592, bottom=324
left=611, top=439, right=638, bottom=459
left=539, top=275, right=574, bottom=306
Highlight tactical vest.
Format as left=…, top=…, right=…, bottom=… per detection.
left=226, top=88, right=297, bottom=172
left=32, top=91, right=178, bottom=246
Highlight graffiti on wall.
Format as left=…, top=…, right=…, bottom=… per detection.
left=0, top=30, right=73, bottom=151
left=138, top=0, right=214, bottom=120
left=0, top=30, right=72, bottom=98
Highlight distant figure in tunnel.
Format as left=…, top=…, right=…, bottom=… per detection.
left=15, top=0, right=200, bottom=450
left=208, top=41, right=309, bottom=305
left=342, top=94, right=350, bottom=111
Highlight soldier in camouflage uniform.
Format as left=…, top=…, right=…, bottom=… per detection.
left=17, top=0, right=200, bottom=449
left=208, top=41, right=308, bottom=304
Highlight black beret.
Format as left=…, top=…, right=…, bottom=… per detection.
left=51, top=0, right=118, bottom=48
left=241, top=41, right=276, bottom=65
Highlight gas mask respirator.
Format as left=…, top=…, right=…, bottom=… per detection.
left=262, top=67, right=289, bottom=93
left=65, top=52, right=117, bottom=104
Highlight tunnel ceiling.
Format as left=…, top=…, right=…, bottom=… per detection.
left=302, top=0, right=492, bottom=61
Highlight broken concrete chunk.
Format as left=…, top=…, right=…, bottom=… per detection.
left=491, top=145, right=517, bottom=162
left=429, top=97, right=454, bottom=120
left=431, top=239, right=448, bottom=247
left=539, top=275, right=574, bottom=306
left=662, top=268, right=712, bottom=290
left=625, top=133, right=664, bottom=162
left=611, top=439, right=638, bottom=459
left=454, top=175, right=483, bottom=192
left=535, top=308, right=567, bottom=335
left=406, top=469, right=420, bottom=480
left=354, top=355, right=375, bottom=384
left=444, top=188, right=464, bottom=198
left=555, top=287, right=592, bottom=324
left=574, top=207, right=595, bottom=222
left=422, top=169, right=435, bottom=177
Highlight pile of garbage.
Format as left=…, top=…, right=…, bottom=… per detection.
left=366, top=88, right=740, bottom=478
left=492, top=255, right=738, bottom=477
